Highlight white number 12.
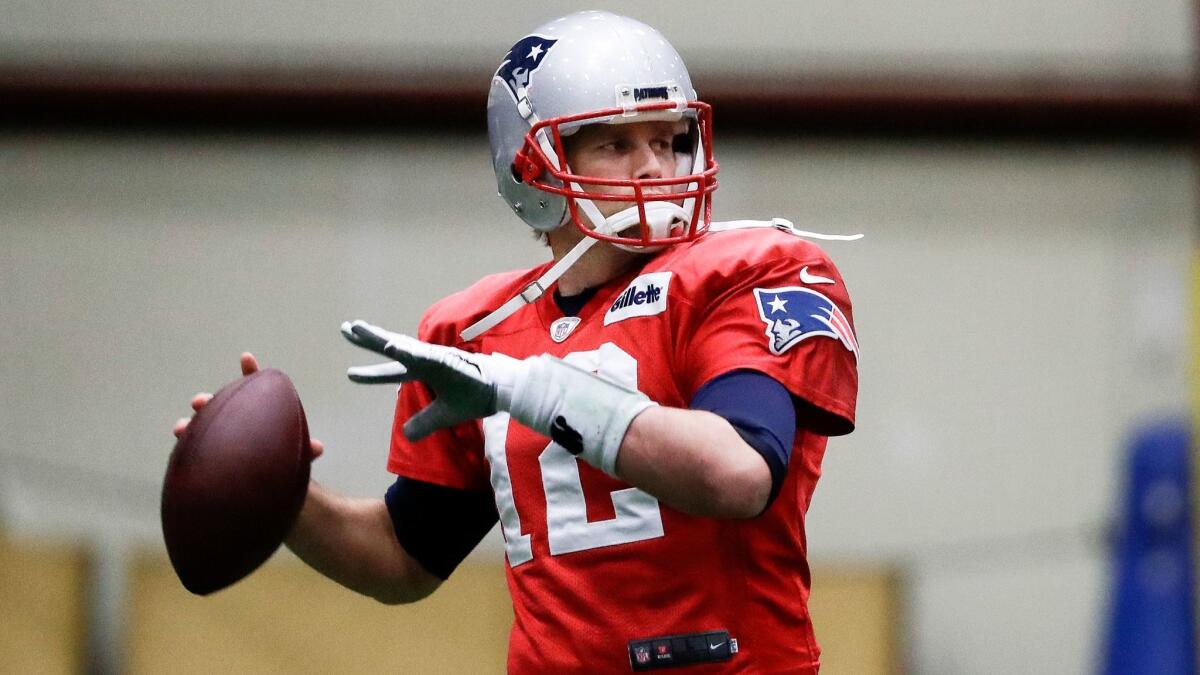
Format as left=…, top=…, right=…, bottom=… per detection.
left=482, top=343, right=665, bottom=567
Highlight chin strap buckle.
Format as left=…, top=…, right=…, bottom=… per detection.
left=460, top=235, right=600, bottom=342
left=520, top=282, right=545, bottom=304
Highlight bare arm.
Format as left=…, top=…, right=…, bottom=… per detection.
left=616, top=406, right=772, bottom=519
left=285, top=482, right=441, bottom=604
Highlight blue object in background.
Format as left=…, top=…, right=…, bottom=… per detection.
left=1103, top=418, right=1196, bottom=675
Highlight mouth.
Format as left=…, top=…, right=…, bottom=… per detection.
left=613, top=217, right=684, bottom=238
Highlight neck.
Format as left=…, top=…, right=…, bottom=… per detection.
left=548, top=226, right=643, bottom=296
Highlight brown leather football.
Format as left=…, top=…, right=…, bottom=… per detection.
left=161, top=368, right=311, bottom=595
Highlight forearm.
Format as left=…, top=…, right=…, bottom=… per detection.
left=339, top=332, right=775, bottom=519
left=615, top=406, right=771, bottom=519
left=285, top=480, right=440, bottom=604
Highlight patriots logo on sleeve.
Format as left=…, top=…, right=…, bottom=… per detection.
left=753, top=286, right=858, bottom=357
left=495, top=35, right=558, bottom=103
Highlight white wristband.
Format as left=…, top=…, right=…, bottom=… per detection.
left=499, top=354, right=656, bottom=476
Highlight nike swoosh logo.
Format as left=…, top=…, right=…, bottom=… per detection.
left=709, top=642, right=726, bottom=650
left=799, top=266, right=835, bottom=285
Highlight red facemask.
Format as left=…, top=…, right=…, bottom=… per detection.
left=511, top=100, right=719, bottom=248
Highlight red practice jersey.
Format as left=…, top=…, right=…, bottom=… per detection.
left=388, top=226, right=859, bottom=674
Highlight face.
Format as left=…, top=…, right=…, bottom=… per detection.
left=562, top=120, right=686, bottom=219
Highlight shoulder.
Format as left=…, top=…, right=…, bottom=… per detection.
left=660, top=223, right=860, bottom=433
left=653, top=222, right=850, bottom=300
left=418, top=262, right=552, bottom=347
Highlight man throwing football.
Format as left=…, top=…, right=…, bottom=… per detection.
left=178, top=11, right=858, bottom=674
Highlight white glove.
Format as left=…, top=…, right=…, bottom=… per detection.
left=341, top=320, right=656, bottom=475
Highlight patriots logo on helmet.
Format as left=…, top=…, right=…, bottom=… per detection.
left=495, top=35, right=558, bottom=103
left=753, top=286, right=858, bottom=357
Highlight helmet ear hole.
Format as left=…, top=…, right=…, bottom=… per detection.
left=510, top=162, right=524, bottom=183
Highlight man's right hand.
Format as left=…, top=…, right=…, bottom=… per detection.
left=172, top=352, right=325, bottom=459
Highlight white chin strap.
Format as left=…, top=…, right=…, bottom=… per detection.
left=459, top=198, right=688, bottom=342
left=583, top=199, right=691, bottom=251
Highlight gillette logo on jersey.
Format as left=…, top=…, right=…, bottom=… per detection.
left=605, top=272, right=671, bottom=325
left=612, top=283, right=662, bottom=311
left=495, top=35, right=557, bottom=103
left=753, top=286, right=858, bottom=357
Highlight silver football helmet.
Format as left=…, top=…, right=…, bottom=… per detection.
left=486, top=11, right=718, bottom=248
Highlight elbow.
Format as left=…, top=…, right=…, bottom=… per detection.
left=367, top=563, right=442, bottom=606
left=370, top=579, right=438, bottom=606
left=703, top=456, right=772, bottom=519
left=371, top=588, right=423, bottom=606
left=371, top=591, right=407, bottom=606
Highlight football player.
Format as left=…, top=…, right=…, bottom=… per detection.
left=177, top=10, right=857, bottom=674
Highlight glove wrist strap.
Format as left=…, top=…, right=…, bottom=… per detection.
left=502, top=355, right=655, bottom=476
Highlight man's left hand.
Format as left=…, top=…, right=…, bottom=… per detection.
left=342, top=319, right=656, bottom=476
left=341, top=320, right=523, bottom=440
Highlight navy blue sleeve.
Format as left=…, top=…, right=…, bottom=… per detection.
left=384, top=477, right=499, bottom=580
left=690, top=370, right=797, bottom=510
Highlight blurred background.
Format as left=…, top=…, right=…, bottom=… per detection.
left=0, top=1, right=1196, bottom=673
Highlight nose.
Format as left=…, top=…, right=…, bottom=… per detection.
left=632, top=143, right=665, bottom=181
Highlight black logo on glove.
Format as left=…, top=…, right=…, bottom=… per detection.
left=446, top=353, right=482, bottom=376
left=550, top=415, right=584, bottom=455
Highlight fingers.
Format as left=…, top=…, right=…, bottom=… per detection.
left=341, top=320, right=389, bottom=353
left=309, top=438, right=325, bottom=460
left=190, top=393, right=213, bottom=411
left=174, top=353, right=257, bottom=440
left=341, top=320, right=421, bottom=362
left=403, top=400, right=467, bottom=441
left=174, top=392, right=213, bottom=437
left=347, top=361, right=409, bottom=384
left=402, top=409, right=439, bottom=442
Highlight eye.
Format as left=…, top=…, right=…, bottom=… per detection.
left=651, top=137, right=673, bottom=153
